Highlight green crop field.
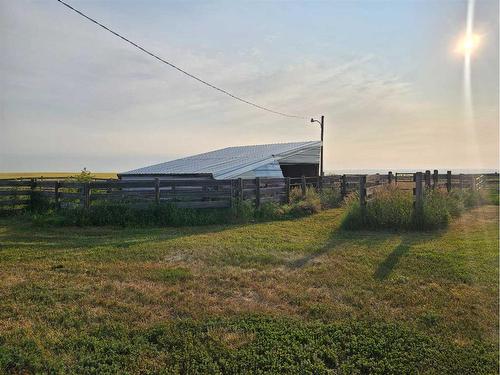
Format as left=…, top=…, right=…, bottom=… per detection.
left=0, top=206, right=498, bottom=374
left=0, top=172, right=117, bottom=179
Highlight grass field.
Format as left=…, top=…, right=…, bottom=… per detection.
left=0, top=206, right=498, bottom=373
left=0, top=172, right=117, bottom=179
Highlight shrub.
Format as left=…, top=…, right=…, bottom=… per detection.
left=70, top=168, right=94, bottom=183
left=462, top=189, right=483, bottom=208
left=365, top=186, right=413, bottom=229
left=417, top=189, right=450, bottom=230
left=287, top=187, right=321, bottom=217
left=288, top=186, right=304, bottom=204
left=341, top=186, right=484, bottom=231
left=341, top=187, right=414, bottom=230
left=445, top=191, right=466, bottom=218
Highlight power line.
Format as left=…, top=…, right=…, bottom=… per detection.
left=56, top=0, right=306, bottom=119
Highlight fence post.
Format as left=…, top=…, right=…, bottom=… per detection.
left=285, top=177, right=291, bottom=203
left=202, top=183, right=209, bottom=202
left=301, top=175, right=306, bottom=198
left=155, top=178, right=160, bottom=205
left=432, top=170, right=438, bottom=189
left=359, top=175, right=367, bottom=214
left=414, top=172, right=423, bottom=207
left=341, top=174, right=347, bottom=198
left=255, top=177, right=261, bottom=208
left=424, top=170, right=431, bottom=188
left=388, top=171, right=393, bottom=185
left=317, top=175, right=322, bottom=192
left=230, top=180, right=234, bottom=207
left=55, top=180, right=60, bottom=209
left=471, top=175, right=477, bottom=191
left=172, top=181, right=177, bottom=197
left=459, top=174, right=464, bottom=189
left=238, top=178, right=243, bottom=202
left=446, top=171, right=452, bottom=192
left=359, top=175, right=367, bottom=206
left=30, top=178, right=36, bottom=209
left=83, top=182, right=90, bottom=210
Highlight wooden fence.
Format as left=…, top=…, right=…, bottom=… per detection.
left=0, top=171, right=498, bottom=212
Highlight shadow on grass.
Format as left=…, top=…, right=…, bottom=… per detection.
left=288, top=223, right=446, bottom=283
left=287, top=227, right=394, bottom=269
left=0, top=216, right=254, bottom=253
left=372, top=228, right=450, bottom=280
left=373, top=238, right=412, bottom=280
left=0, top=211, right=330, bottom=253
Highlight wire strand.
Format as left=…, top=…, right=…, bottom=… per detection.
left=56, top=0, right=306, bottom=119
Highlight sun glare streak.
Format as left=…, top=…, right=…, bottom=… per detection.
left=458, top=0, right=489, bottom=272
left=459, top=0, right=482, bottom=169
left=464, top=45, right=473, bottom=123
left=463, top=0, right=475, bottom=124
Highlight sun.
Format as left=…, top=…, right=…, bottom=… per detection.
left=456, top=33, right=481, bottom=56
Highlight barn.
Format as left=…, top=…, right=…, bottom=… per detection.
left=118, top=141, right=321, bottom=181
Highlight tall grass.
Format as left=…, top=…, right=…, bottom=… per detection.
left=489, top=188, right=499, bottom=205
left=31, top=189, right=328, bottom=227
left=341, top=186, right=486, bottom=231
left=29, top=186, right=333, bottom=227
left=32, top=202, right=258, bottom=227
left=319, top=186, right=343, bottom=209
left=21, top=181, right=493, bottom=229
left=285, top=187, right=322, bottom=216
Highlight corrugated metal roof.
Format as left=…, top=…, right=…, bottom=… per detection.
left=120, top=141, right=321, bottom=179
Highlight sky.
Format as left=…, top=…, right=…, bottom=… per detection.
left=0, top=0, right=498, bottom=173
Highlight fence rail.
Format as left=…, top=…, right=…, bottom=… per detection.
left=0, top=171, right=497, bottom=212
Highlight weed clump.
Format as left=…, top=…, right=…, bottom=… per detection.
left=285, top=187, right=322, bottom=217
left=319, top=187, right=342, bottom=209
left=341, top=186, right=486, bottom=231
left=150, top=267, right=192, bottom=283
left=366, top=186, right=413, bottom=229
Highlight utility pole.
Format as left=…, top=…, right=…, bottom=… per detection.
left=310, top=115, right=325, bottom=176
left=320, top=115, right=324, bottom=177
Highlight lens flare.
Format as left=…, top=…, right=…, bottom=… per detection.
left=460, top=0, right=481, bottom=168
left=456, top=33, right=481, bottom=55
left=462, top=0, right=476, bottom=124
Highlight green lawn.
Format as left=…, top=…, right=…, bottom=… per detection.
left=0, top=206, right=498, bottom=374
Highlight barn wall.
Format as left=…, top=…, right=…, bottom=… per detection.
left=279, top=164, right=319, bottom=178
